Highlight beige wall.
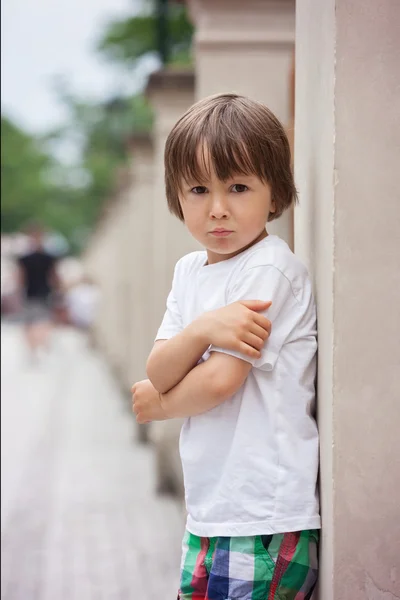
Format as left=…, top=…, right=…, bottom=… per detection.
left=123, top=136, right=155, bottom=389
left=84, top=172, right=132, bottom=377
left=188, top=0, right=296, bottom=248
left=97, top=193, right=131, bottom=372
left=295, top=1, right=400, bottom=598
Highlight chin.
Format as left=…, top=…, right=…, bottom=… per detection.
left=208, top=240, right=239, bottom=252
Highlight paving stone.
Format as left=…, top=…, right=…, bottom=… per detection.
left=1, top=324, right=184, bottom=600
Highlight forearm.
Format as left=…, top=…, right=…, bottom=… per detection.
left=160, top=361, right=232, bottom=419
left=146, top=320, right=210, bottom=393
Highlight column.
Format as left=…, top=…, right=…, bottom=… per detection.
left=295, top=1, right=400, bottom=598
left=124, top=133, right=155, bottom=391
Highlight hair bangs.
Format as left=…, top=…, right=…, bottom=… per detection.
left=178, top=134, right=214, bottom=190
left=180, top=135, right=263, bottom=191
left=204, top=133, right=262, bottom=184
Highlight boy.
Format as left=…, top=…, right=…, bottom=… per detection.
left=132, top=93, right=320, bottom=599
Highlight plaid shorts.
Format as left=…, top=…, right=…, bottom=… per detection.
left=178, top=529, right=319, bottom=600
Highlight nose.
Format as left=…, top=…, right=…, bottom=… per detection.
left=209, top=193, right=229, bottom=220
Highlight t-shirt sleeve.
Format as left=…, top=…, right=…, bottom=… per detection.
left=209, top=265, right=301, bottom=371
left=155, top=263, right=184, bottom=341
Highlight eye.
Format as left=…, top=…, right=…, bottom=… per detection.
left=231, top=184, right=249, bottom=193
left=191, top=186, right=208, bottom=194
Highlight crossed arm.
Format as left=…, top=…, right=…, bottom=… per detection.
left=132, top=300, right=271, bottom=423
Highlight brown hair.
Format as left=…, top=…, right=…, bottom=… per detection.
left=164, top=93, right=297, bottom=222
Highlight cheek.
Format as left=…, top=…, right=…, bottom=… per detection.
left=238, top=203, right=269, bottom=226
left=181, top=206, right=204, bottom=233
left=181, top=200, right=204, bottom=219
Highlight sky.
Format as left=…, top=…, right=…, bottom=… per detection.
left=1, top=0, right=148, bottom=135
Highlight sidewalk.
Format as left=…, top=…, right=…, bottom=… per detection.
left=1, top=323, right=183, bottom=600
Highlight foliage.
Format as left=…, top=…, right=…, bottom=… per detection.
left=97, top=1, right=193, bottom=67
left=1, top=116, right=55, bottom=231
left=49, top=84, right=154, bottom=225
left=1, top=115, right=89, bottom=251
left=1, top=92, right=153, bottom=250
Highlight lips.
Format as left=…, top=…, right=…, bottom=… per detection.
left=210, top=229, right=233, bottom=237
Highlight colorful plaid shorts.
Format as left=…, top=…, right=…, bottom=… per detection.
left=178, top=529, right=319, bottom=600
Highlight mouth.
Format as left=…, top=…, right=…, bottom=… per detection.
left=210, top=229, right=234, bottom=237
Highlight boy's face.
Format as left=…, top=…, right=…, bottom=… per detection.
left=179, top=165, right=275, bottom=265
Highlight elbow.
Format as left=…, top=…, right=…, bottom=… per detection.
left=204, top=356, right=250, bottom=400
left=205, top=364, right=237, bottom=401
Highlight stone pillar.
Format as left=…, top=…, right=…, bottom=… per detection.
left=100, top=196, right=128, bottom=372
left=146, top=69, right=200, bottom=336
left=188, top=0, right=296, bottom=248
left=123, top=134, right=155, bottom=391
left=84, top=208, right=117, bottom=358
left=84, top=171, right=132, bottom=375
left=295, top=1, right=400, bottom=598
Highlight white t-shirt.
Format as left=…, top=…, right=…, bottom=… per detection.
left=156, top=235, right=320, bottom=537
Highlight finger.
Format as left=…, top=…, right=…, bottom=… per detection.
left=239, top=341, right=262, bottom=359
left=242, top=331, right=264, bottom=351
left=240, top=300, right=272, bottom=312
left=253, top=313, right=272, bottom=332
left=250, top=322, right=271, bottom=342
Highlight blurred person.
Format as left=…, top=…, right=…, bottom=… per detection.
left=17, top=222, right=60, bottom=359
left=132, top=94, right=319, bottom=599
left=65, top=275, right=99, bottom=332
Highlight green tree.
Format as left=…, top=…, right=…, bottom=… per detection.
left=1, top=116, right=55, bottom=232
left=1, top=115, right=91, bottom=251
left=49, top=82, right=154, bottom=228
left=97, top=1, right=194, bottom=68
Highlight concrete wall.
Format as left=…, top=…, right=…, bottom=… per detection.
left=295, top=1, right=400, bottom=598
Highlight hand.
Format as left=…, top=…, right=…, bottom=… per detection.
left=131, top=379, right=168, bottom=424
left=195, top=300, right=272, bottom=359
